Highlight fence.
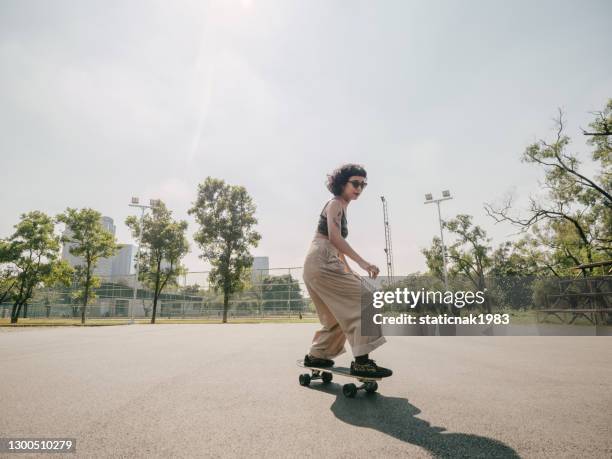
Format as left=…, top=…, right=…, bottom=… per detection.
left=3, top=271, right=609, bottom=325
left=1, top=267, right=314, bottom=321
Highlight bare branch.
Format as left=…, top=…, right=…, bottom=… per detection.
left=582, top=131, right=612, bottom=136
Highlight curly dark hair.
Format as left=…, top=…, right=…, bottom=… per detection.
left=326, top=163, right=367, bottom=196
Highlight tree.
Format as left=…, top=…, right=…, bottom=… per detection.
left=394, top=272, right=461, bottom=316
left=422, top=215, right=493, bottom=313
left=445, top=215, right=493, bottom=313
left=2, top=211, right=73, bottom=323
left=125, top=201, right=189, bottom=324
left=57, top=208, right=118, bottom=324
left=182, top=284, right=202, bottom=296
left=485, top=102, right=611, bottom=273
left=189, top=177, right=261, bottom=323
left=421, top=237, right=446, bottom=284
left=0, top=241, right=18, bottom=306
left=505, top=229, right=563, bottom=278
left=260, top=274, right=304, bottom=313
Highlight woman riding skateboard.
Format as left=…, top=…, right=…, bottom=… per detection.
left=302, top=164, right=392, bottom=378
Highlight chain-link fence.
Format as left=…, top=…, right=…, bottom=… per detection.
left=1, top=267, right=316, bottom=321
left=3, top=270, right=610, bottom=325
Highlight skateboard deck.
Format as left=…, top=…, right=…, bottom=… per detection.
left=296, top=359, right=381, bottom=398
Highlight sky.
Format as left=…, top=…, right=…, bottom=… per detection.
left=1, top=0, right=610, bottom=279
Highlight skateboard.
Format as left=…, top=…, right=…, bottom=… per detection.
left=297, top=359, right=381, bottom=398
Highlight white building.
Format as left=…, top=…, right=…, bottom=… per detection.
left=111, top=244, right=136, bottom=278
left=100, top=216, right=116, bottom=235
left=251, top=256, right=269, bottom=283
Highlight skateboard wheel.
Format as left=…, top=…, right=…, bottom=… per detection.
left=322, top=372, right=333, bottom=384
left=342, top=383, right=357, bottom=398
left=299, top=373, right=311, bottom=386
left=365, top=381, right=378, bottom=393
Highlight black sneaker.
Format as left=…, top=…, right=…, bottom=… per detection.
left=350, top=359, right=393, bottom=378
left=304, top=354, right=335, bottom=368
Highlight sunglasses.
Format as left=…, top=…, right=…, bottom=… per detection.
left=348, top=180, right=368, bottom=190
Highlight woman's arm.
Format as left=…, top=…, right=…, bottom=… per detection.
left=339, top=252, right=353, bottom=273
left=326, top=199, right=379, bottom=278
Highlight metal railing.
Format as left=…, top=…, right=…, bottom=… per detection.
left=5, top=271, right=607, bottom=324
left=1, top=267, right=314, bottom=321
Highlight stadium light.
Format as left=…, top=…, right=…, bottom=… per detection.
left=127, top=197, right=157, bottom=324
left=424, top=191, right=453, bottom=290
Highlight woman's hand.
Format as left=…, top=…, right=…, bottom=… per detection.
left=358, top=260, right=380, bottom=279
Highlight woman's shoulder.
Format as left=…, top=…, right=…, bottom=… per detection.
left=325, top=197, right=345, bottom=216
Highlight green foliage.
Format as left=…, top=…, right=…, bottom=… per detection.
left=57, top=208, right=117, bottom=323
left=485, top=277, right=535, bottom=311
left=422, top=215, right=495, bottom=312
left=531, top=277, right=559, bottom=309
left=418, top=100, right=611, bottom=313
left=182, top=284, right=202, bottom=296
left=485, top=101, right=611, bottom=275
left=70, top=265, right=101, bottom=304
left=259, top=274, right=304, bottom=311
left=125, top=200, right=189, bottom=323
left=1, top=211, right=72, bottom=323
left=0, top=244, right=18, bottom=304
left=506, top=231, right=563, bottom=277
left=48, top=259, right=74, bottom=287
left=586, top=98, right=611, bottom=172
left=490, top=241, right=527, bottom=277
left=393, top=273, right=446, bottom=314
left=444, top=215, right=493, bottom=284
left=188, top=177, right=261, bottom=323
left=421, top=237, right=445, bottom=283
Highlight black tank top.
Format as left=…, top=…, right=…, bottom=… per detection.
left=317, top=200, right=348, bottom=238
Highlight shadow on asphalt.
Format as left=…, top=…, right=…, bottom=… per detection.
left=308, top=383, right=521, bottom=458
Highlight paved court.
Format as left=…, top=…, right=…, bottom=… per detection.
left=1, top=324, right=611, bottom=458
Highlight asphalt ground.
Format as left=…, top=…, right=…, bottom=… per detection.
left=1, top=324, right=611, bottom=458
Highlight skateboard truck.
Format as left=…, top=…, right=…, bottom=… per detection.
left=297, top=360, right=381, bottom=398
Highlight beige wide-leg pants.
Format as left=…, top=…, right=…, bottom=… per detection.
left=303, top=237, right=386, bottom=359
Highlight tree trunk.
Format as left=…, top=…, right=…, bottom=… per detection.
left=151, top=296, right=158, bottom=324
left=13, top=301, right=25, bottom=322
left=151, top=286, right=158, bottom=324
left=11, top=277, right=28, bottom=324
left=151, top=260, right=162, bottom=324
left=10, top=302, right=19, bottom=324
left=222, top=291, right=229, bottom=323
left=479, top=276, right=491, bottom=314
left=82, top=263, right=91, bottom=325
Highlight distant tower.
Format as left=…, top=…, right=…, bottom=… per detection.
left=381, top=196, right=394, bottom=280
left=251, top=256, right=270, bottom=284
left=100, top=216, right=116, bottom=236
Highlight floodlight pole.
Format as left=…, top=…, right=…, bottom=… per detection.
left=424, top=192, right=453, bottom=291
left=128, top=199, right=154, bottom=324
